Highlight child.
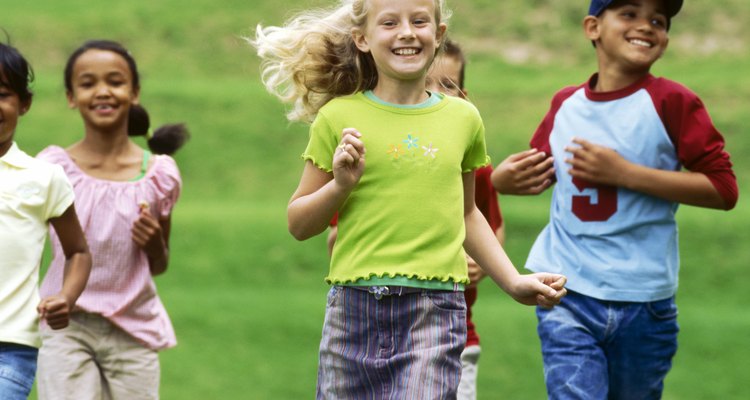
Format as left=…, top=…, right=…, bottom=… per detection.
left=35, top=39, right=189, bottom=400
left=252, top=0, right=567, bottom=397
left=326, top=38, right=504, bottom=400
left=497, top=0, right=739, bottom=398
left=0, top=40, right=91, bottom=400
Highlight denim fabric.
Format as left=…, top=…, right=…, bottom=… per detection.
left=0, top=342, right=38, bottom=400
left=317, top=286, right=466, bottom=399
left=536, top=291, right=679, bottom=400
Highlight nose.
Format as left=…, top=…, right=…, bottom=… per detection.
left=398, top=23, right=416, bottom=40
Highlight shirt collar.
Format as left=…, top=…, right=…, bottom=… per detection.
left=0, top=142, right=35, bottom=168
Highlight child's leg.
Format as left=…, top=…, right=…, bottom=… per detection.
left=38, top=314, right=103, bottom=400
left=0, top=342, right=38, bottom=400
left=90, top=314, right=160, bottom=400
left=536, top=291, right=610, bottom=399
left=605, top=297, right=678, bottom=399
left=317, top=286, right=466, bottom=399
left=457, top=344, right=480, bottom=400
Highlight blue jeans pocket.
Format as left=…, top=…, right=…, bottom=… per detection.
left=646, top=297, right=678, bottom=320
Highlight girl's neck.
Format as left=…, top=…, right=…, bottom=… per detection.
left=73, top=126, right=134, bottom=156
left=371, top=78, right=429, bottom=105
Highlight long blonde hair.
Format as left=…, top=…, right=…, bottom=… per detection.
left=250, top=0, right=450, bottom=123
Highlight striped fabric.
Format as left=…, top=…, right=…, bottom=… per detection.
left=317, top=286, right=466, bottom=399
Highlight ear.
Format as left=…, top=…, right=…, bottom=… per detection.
left=131, top=87, right=141, bottom=106
left=435, top=23, right=447, bottom=47
left=19, top=99, right=32, bottom=116
left=351, top=27, right=370, bottom=53
left=583, top=15, right=601, bottom=42
left=66, top=91, right=76, bottom=109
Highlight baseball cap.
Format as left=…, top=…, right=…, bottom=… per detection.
left=589, top=0, right=683, bottom=18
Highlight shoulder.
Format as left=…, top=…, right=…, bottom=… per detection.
left=152, top=154, right=181, bottom=181
left=551, top=84, right=584, bottom=107
left=36, top=145, right=69, bottom=165
left=647, top=76, right=701, bottom=104
left=318, top=94, right=364, bottom=116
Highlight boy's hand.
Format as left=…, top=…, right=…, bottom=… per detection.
left=132, top=204, right=166, bottom=259
left=507, top=273, right=567, bottom=308
left=466, top=255, right=486, bottom=287
left=333, top=128, right=366, bottom=190
left=565, top=138, right=631, bottom=187
left=492, top=149, right=555, bottom=195
left=37, top=295, right=73, bottom=330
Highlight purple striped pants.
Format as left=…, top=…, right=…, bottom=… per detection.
left=316, top=286, right=467, bottom=399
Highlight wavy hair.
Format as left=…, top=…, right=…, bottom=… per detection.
left=250, top=0, right=450, bottom=123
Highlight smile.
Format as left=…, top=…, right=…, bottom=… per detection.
left=393, top=48, right=421, bottom=56
left=628, top=39, right=653, bottom=48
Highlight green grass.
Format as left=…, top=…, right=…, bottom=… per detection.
left=4, top=1, right=750, bottom=398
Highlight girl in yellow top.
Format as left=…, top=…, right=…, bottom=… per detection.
left=252, top=0, right=567, bottom=397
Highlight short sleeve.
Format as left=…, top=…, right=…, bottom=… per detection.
left=44, top=164, right=75, bottom=220
left=302, top=112, right=339, bottom=172
left=461, top=118, right=490, bottom=172
left=153, top=156, right=182, bottom=218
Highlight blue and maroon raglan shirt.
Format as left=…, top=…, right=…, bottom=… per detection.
left=525, top=73, right=738, bottom=302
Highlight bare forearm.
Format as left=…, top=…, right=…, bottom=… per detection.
left=288, top=180, right=351, bottom=240
left=60, top=251, right=91, bottom=306
left=464, top=207, right=519, bottom=292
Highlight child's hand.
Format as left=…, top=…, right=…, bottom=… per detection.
left=565, top=138, right=631, bottom=187
left=333, top=128, right=366, bottom=190
left=132, top=203, right=166, bottom=259
left=507, top=273, right=567, bottom=308
left=37, top=295, right=73, bottom=330
left=466, top=255, right=486, bottom=287
left=492, top=149, right=555, bottom=195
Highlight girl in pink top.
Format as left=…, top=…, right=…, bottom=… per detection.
left=36, top=40, right=189, bottom=400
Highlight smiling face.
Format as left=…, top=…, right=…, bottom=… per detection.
left=353, top=0, right=446, bottom=89
left=66, top=49, right=139, bottom=133
left=585, top=0, right=670, bottom=74
left=0, top=70, right=30, bottom=156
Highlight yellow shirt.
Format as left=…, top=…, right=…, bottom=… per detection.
left=304, top=93, right=489, bottom=285
left=0, top=142, right=73, bottom=347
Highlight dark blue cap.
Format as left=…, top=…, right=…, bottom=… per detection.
left=589, top=0, right=683, bottom=17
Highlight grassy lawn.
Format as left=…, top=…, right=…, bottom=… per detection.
left=4, top=0, right=748, bottom=398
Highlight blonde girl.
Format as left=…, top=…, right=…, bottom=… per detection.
left=36, top=40, right=188, bottom=400
left=253, top=0, right=567, bottom=397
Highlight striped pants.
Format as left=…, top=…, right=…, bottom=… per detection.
left=316, top=286, right=467, bottom=399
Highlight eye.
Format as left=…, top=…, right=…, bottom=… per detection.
left=651, top=16, right=667, bottom=28
left=382, top=20, right=397, bottom=27
left=413, top=18, right=428, bottom=26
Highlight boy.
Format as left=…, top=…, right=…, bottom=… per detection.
left=495, top=0, right=738, bottom=398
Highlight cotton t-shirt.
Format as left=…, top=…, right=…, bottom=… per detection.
left=1, top=142, right=74, bottom=348
left=526, top=73, right=737, bottom=302
left=304, top=92, right=489, bottom=285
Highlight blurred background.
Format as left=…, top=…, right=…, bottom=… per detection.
left=3, top=0, right=748, bottom=398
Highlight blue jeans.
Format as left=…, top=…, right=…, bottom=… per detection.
left=0, top=342, right=38, bottom=400
left=536, top=291, right=679, bottom=400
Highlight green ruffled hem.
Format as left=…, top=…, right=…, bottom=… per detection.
left=325, top=272, right=470, bottom=286
left=301, top=154, right=332, bottom=173
left=462, top=155, right=492, bottom=173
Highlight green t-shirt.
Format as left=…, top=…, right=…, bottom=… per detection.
left=304, top=92, right=489, bottom=285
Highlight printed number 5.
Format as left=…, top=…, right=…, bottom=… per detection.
left=571, top=177, right=617, bottom=221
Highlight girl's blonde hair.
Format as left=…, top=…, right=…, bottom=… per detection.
left=250, top=0, right=450, bottom=123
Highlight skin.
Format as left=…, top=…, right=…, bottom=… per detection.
left=65, top=49, right=172, bottom=275
left=1, top=71, right=91, bottom=329
left=496, top=0, right=726, bottom=210
left=292, top=0, right=566, bottom=308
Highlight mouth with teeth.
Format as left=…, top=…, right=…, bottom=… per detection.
left=92, top=104, right=117, bottom=114
left=393, top=48, right=421, bottom=56
left=628, top=39, right=653, bottom=48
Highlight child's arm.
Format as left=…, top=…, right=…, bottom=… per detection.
left=565, top=138, right=729, bottom=209
left=462, top=172, right=566, bottom=307
left=39, top=205, right=91, bottom=329
left=132, top=207, right=171, bottom=275
left=288, top=128, right=365, bottom=240
left=491, top=149, right=555, bottom=195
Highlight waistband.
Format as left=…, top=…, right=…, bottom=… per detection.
left=344, top=284, right=461, bottom=300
